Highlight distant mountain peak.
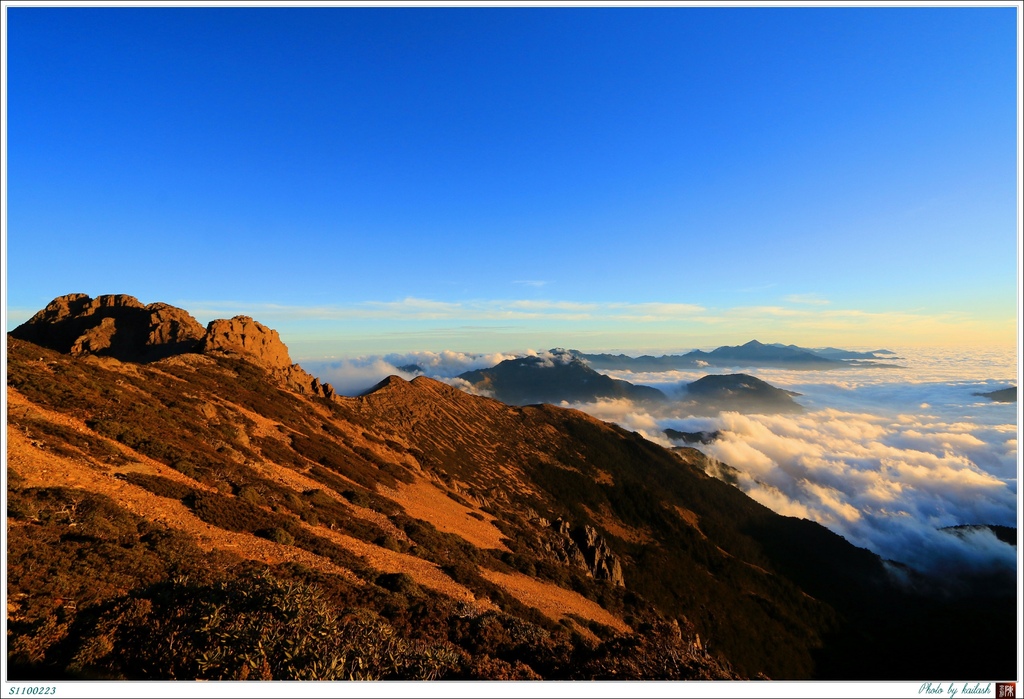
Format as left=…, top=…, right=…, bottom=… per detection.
left=360, top=374, right=411, bottom=396
left=457, top=353, right=666, bottom=406
left=683, top=373, right=804, bottom=414
left=974, top=386, right=1017, bottom=403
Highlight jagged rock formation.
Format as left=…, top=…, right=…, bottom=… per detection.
left=545, top=518, right=624, bottom=587
left=9, top=293, right=206, bottom=362
left=10, top=294, right=336, bottom=399
left=199, top=316, right=294, bottom=371
left=577, top=523, right=625, bottom=587
left=199, top=315, right=335, bottom=399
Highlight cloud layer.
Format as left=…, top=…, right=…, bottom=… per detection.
left=698, top=408, right=1016, bottom=574
left=562, top=396, right=1016, bottom=575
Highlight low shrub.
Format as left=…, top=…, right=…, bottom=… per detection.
left=117, top=473, right=194, bottom=500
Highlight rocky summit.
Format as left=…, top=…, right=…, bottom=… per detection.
left=10, top=293, right=206, bottom=362
left=199, top=315, right=296, bottom=370
left=5, top=295, right=1016, bottom=682
left=199, top=315, right=335, bottom=399
left=10, top=294, right=335, bottom=400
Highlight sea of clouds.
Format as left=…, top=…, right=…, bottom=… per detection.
left=305, top=346, right=1019, bottom=577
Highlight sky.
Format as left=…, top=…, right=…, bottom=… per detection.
left=3, top=4, right=1020, bottom=357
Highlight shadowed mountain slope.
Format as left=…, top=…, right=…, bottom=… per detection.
left=5, top=295, right=1015, bottom=681
left=974, top=386, right=1017, bottom=403
left=456, top=351, right=666, bottom=406
left=575, top=340, right=898, bottom=371
left=682, top=373, right=805, bottom=415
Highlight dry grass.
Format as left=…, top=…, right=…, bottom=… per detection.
left=478, top=568, right=631, bottom=635
left=383, top=477, right=509, bottom=551
left=581, top=503, right=652, bottom=545
left=307, top=524, right=494, bottom=609
left=5, top=419, right=363, bottom=585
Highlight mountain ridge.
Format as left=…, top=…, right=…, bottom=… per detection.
left=574, top=340, right=900, bottom=371
left=5, top=294, right=1015, bottom=681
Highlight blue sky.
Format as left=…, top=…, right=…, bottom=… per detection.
left=4, top=5, right=1019, bottom=356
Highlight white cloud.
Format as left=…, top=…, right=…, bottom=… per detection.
left=784, top=293, right=830, bottom=306
left=438, top=376, right=494, bottom=398
left=306, top=348, right=577, bottom=393
left=302, top=357, right=417, bottom=395
left=696, top=409, right=1016, bottom=574
left=381, top=349, right=522, bottom=377
left=552, top=373, right=1016, bottom=577
left=560, top=397, right=675, bottom=447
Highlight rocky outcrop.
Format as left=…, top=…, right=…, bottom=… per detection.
left=198, top=316, right=335, bottom=399
left=10, top=294, right=336, bottom=400
left=578, top=523, right=625, bottom=587
left=10, top=293, right=206, bottom=362
left=198, top=316, right=293, bottom=372
left=543, top=518, right=625, bottom=587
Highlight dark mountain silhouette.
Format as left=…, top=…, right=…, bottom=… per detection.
left=768, top=344, right=898, bottom=361
left=571, top=351, right=706, bottom=372
left=664, top=429, right=721, bottom=445
left=688, top=340, right=839, bottom=368
left=5, top=294, right=1015, bottom=682
left=974, top=386, right=1017, bottom=403
left=941, top=525, right=1017, bottom=548
left=575, top=340, right=897, bottom=371
left=457, top=350, right=666, bottom=406
left=682, top=374, right=804, bottom=415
